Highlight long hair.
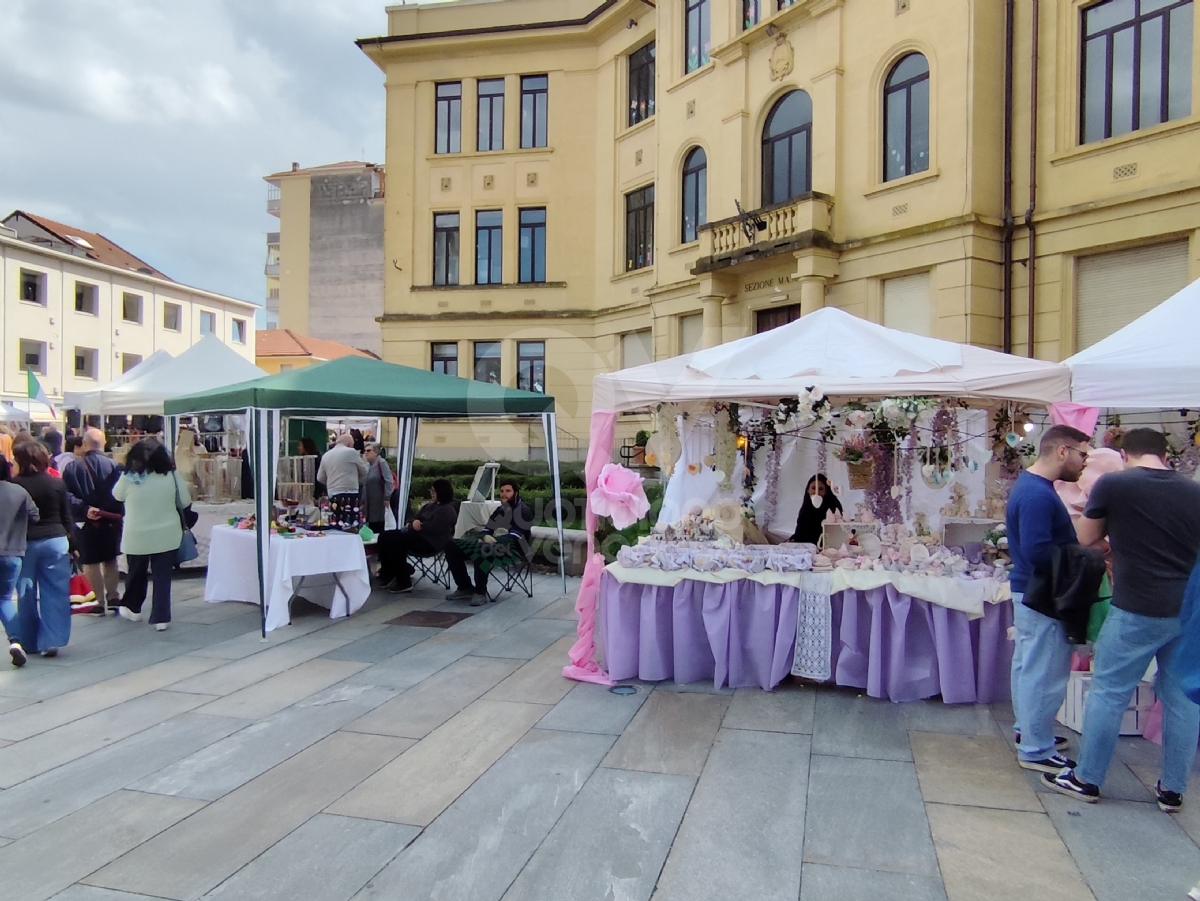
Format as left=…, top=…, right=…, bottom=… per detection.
left=12, top=438, right=50, bottom=475
left=125, top=438, right=176, bottom=476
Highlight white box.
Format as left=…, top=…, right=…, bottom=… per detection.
left=1056, top=671, right=1155, bottom=736
left=821, top=521, right=880, bottom=551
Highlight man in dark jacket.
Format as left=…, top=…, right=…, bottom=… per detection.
left=61, top=428, right=123, bottom=614
left=378, top=478, right=457, bottom=593
left=445, top=479, right=534, bottom=605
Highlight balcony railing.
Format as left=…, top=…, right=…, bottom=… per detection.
left=267, top=184, right=281, bottom=215
left=695, top=192, right=833, bottom=273
left=264, top=262, right=280, bottom=277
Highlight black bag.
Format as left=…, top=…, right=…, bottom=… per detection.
left=1022, top=544, right=1107, bottom=645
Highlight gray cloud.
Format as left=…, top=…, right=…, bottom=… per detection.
left=0, top=0, right=398, bottom=315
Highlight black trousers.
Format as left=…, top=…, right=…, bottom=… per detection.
left=377, top=529, right=436, bottom=584
left=445, top=540, right=486, bottom=594
left=122, top=550, right=175, bottom=624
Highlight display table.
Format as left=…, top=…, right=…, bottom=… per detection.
left=600, top=565, right=1013, bottom=702
left=205, top=525, right=371, bottom=632
left=182, top=501, right=255, bottom=569
left=455, top=500, right=501, bottom=538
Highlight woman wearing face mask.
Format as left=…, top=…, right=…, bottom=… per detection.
left=790, top=473, right=842, bottom=545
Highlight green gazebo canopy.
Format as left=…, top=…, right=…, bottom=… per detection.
left=164, top=355, right=555, bottom=417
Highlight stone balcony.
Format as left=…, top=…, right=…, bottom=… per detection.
left=693, top=192, right=835, bottom=275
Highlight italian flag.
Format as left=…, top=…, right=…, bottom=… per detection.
left=27, top=371, right=55, bottom=418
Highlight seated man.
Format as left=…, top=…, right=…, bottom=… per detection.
left=378, top=478, right=457, bottom=593
left=445, top=479, right=534, bottom=606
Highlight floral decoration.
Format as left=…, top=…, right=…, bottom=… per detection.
left=590, top=463, right=651, bottom=529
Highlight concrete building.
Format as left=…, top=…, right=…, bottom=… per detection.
left=358, top=0, right=1200, bottom=457
left=264, top=161, right=386, bottom=356
left=255, top=328, right=377, bottom=375
left=2, top=211, right=258, bottom=414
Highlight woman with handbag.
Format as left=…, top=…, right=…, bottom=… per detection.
left=361, top=443, right=394, bottom=535
left=112, top=439, right=191, bottom=631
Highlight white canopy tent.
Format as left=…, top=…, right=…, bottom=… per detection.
left=593, top=307, right=1072, bottom=411
left=1065, top=276, right=1200, bottom=408
left=63, top=349, right=174, bottom=414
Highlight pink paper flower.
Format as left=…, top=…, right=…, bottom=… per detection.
left=591, top=463, right=651, bottom=529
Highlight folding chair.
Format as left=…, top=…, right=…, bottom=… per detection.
left=411, top=552, right=451, bottom=590
left=485, top=543, right=535, bottom=602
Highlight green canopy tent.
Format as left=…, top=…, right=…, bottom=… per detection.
left=165, top=356, right=566, bottom=637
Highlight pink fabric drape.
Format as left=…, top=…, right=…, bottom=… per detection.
left=1049, top=402, right=1101, bottom=436
left=563, top=409, right=617, bottom=685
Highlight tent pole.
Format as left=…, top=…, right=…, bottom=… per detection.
left=166, top=415, right=177, bottom=454
left=251, top=407, right=269, bottom=640
left=544, top=412, right=567, bottom=595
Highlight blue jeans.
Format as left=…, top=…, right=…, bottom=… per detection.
left=1076, top=606, right=1200, bottom=794
left=0, top=555, right=21, bottom=641
left=1011, top=595, right=1075, bottom=761
left=17, top=536, right=71, bottom=653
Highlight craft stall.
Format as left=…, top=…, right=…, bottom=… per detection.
left=564, top=308, right=1073, bottom=701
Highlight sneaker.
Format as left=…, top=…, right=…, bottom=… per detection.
left=40, top=648, right=58, bottom=658
left=154, top=623, right=168, bottom=632
left=8, top=641, right=26, bottom=668
left=118, top=606, right=145, bottom=622
left=1018, top=753, right=1077, bottom=774
left=1155, top=781, right=1183, bottom=813
left=446, top=589, right=476, bottom=602
left=469, top=593, right=489, bottom=607
left=1015, top=731, right=1071, bottom=751
left=1188, top=879, right=1200, bottom=901
left=387, top=581, right=413, bottom=594
left=1044, top=769, right=1100, bottom=802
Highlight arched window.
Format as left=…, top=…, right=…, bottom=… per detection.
left=761, top=90, right=812, bottom=206
left=681, top=147, right=707, bottom=243
left=883, top=53, right=930, bottom=182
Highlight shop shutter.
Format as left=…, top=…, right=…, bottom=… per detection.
left=621, top=329, right=653, bottom=368
left=679, top=313, right=704, bottom=355
left=1075, top=241, right=1190, bottom=351
left=883, top=271, right=933, bottom=336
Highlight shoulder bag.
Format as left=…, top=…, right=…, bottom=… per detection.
left=175, top=473, right=199, bottom=564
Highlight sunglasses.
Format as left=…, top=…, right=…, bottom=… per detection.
left=1064, top=446, right=1090, bottom=462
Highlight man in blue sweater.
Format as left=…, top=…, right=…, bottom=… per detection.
left=1006, top=424, right=1091, bottom=772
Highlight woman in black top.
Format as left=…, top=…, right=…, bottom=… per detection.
left=12, top=439, right=75, bottom=657
left=790, top=473, right=843, bottom=545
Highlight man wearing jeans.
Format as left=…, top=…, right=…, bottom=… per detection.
left=1007, top=425, right=1091, bottom=773
left=1048, top=429, right=1200, bottom=811
left=0, top=467, right=39, bottom=666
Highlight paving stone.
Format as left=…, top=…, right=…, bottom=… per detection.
left=169, top=637, right=353, bottom=695
left=444, top=594, right=558, bottom=636
left=351, top=729, right=612, bottom=901
left=603, top=690, right=729, bottom=777
left=471, top=617, right=577, bottom=659
left=345, top=632, right=486, bottom=691
left=0, top=712, right=246, bottom=839
left=537, top=681, right=650, bottom=735
left=0, top=690, right=216, bottom=789
left=798, top=863, right=947, bottom=901
left=722, top=683, right=815, bottom=734
left=535, top=596, right=579, bottom=620
left=803, top=755, right=939, bottom=876
left=502, top=767, right=693, bottom=901
left=0, top=696, right=33, bottom=715
left=1129, top=764, right=1200, bottom=846
left=1041, top=794, right=1200, bottom=901
left=328, top=698, right=550, bottom=826
left=49, top=886, right=163, bottom=900
left=130, top=684, right=399, bottom=801
left=927, top=803, right=1095, bottom=901
left=483, top=635, right=578, bottom=706
left=319, top=625, right=442, bottom=663
left=902, top=700, right=998, bottom=736
left=0, top=655, right=222, bottom=742
left=204, top=813, right=418, bottom=901
left=909, top=732, right=1041, bottom=811
left=197, top=658, right=368, bottom=720
left=84, top=732, right=407, bottom=901
left=652, top=729, right=809, bottom=901
left=189, top=616, right=339, bottom=659
left=173, top=600, right=268, bottom=624
left=811, top=688, right=913, bottom=761
left=345, top=655, right=521, bottom=739
left=0, top=790, right=204, bottom=901
left=651, top=680, right=734, bottom=695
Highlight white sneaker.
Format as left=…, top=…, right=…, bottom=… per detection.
left=154, top=623, right=168, bottom=632
left=1188, top=882, right=1200, bottom=901
left=118, top=606, right=144, bottom=623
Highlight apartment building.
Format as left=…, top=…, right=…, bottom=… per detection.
left=2, top=211, right=258, bottom=412
left=358, top=0, right=1200, bottom=456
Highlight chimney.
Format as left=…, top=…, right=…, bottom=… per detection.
left=291, top=162, right=299, bottom=171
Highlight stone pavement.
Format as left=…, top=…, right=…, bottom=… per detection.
left=0, top=571, right=1197, bottom=901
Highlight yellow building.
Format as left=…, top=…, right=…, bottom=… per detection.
left=359, top=0, right=1200, bottom=459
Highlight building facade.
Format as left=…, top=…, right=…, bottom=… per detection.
left=360, top=0, right=1200, bottom=458
left=2, top=211, right=258, bottom=413
left=264, top=161, right=386, bottom=356
left=255, top=328, right=377, bottom=375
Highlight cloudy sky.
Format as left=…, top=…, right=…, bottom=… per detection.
left=0, top=0, right=409, bottom=318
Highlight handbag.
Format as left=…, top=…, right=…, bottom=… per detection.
left=175, top=473, right=200, bottom=564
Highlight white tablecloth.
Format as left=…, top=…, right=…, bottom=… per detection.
left=455, top=500, right=501, bottom=538
left=205, top=525, right=371, bottom=632
left=182, top=501, right=256, bottom=569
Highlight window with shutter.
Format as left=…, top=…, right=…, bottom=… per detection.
left=621, top=330, right=653, bottom=368
left=679, top=313, right=704, bottom=355
left=1075, top=241, right=1189, bottom=351
left=883, top=272, right=933, bottom=336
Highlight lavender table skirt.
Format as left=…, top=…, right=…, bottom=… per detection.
left=599, top=572, right=1014, bottom=703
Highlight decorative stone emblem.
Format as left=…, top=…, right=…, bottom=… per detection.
left=769, top=33, right=794, bottom=81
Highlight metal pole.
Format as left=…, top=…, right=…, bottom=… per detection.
left=544, top=411, right=567, bottom=595
left=251, top=407, right=270, bottom=639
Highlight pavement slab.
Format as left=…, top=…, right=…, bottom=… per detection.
left=345, top=631, right=486, bottom=691
left=534, top=596, right=578, bottom=620
left=443, top=594, right=560, bottom=636
left=651, top=728, right=810, bottom=901
left=84, top=731, right=407, bottom=901
left=344, top=654, right=522, bottom=739
left=319, top=625, right=442, bottom=663
left=902, top=700, right=1000, bottom=737
left=909, top=731, right=1042, bottom=812
left=350, top=729, right=612, bottom=901
left=803, top=755, right=940, bottom=876
left=603, top=689, right=729, bottom=777
left=811, top=688, right=913, bottom=761
left=50, top=888, right=164, bottom=901
left=204, top=813, right=419, bottom=901
left=798, top=863, right=948, bottom=901
left=502, top=767, right=693, bottom=901
left=470, top=617, right=577, bottom=659
left=537, top=681, right=650, bottom=735
left=0, top=639, right=204, bottom=699
left=722, top=683, right=815, bottom=734
left=168, top=637, right=354, bottom=695
left=196, top=658, right=368, bottom=720
left=482, top=635, right=577, bottom=705
left=927, top=803, right=1095, bottom=901
left=328, top=697, right=550, bottom=826
left=1129, top=764, right=1200, bottom=845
